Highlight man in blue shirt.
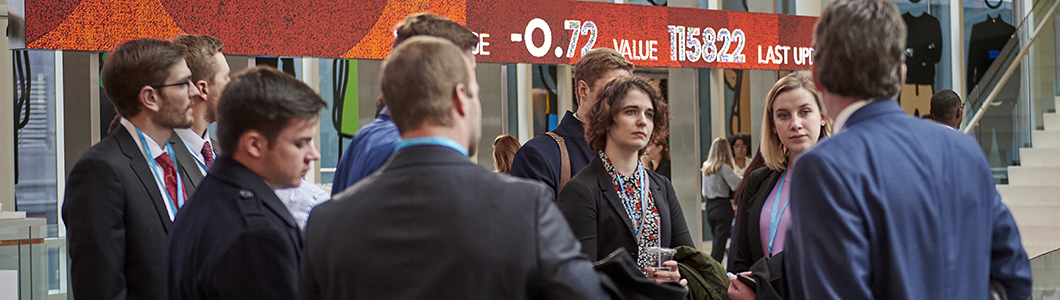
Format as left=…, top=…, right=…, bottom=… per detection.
left=768, top=1, right=1033, bottom=299
left=331, top=12, right=480, bottom=195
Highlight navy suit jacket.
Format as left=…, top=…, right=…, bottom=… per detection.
left=510, top=111, right=595, bottom=200
left=784, top=100, right=1032, bottom=300
left=300, top=145, right=609, bottom=300
left=166, top=156, right=302, bottom=300
left=63, top=126, right=176, bottom=300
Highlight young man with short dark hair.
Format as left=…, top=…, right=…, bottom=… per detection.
left=166, top=66, right=326, bottom=300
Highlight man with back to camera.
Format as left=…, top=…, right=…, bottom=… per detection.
left=63, top=38, right=201, bottom=300
left=173, top=33, right=328, bottom=229
left=331, top=12, right=479, bottom=195
left=929, top=89, right=964, bottom=129
left=299, top=36, right=611, bottom=300
left=751, top=0, right=1033, bottom=299
left=510, top=48, right=634, bottom=199
left=165, top=66, right=326, bottom=300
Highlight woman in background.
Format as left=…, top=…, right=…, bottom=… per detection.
left=643, top=139, right=671, bottom=180
left=728, top=71, right=831, bottom=300
left=492, top=135, right=520, bottom=174
left=727, top=133, right=752, bottom=177
left=701, top=137, right=742, bottom=263
left=558, top=75, right=692, bottom=284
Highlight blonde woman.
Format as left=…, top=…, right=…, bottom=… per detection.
left=728, top=71, right=831, bottom=300
left=701, top=137, right=742, bottom=263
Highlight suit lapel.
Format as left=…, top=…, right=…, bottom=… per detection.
left=114, top=127, right=173, bottom=232
left=648, top=173, right=670, bottom=246
left=749, top=170, right=783, bottom=260
left=591, top=157, right=637, bottom=238
left=169, top=133, right=205, bottom=194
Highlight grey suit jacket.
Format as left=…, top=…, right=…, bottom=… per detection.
left=169, top=133, right=204, bottom=196
left=63, top=126, right=180, bottom=300
left=300, top=145, right=610, bottom=300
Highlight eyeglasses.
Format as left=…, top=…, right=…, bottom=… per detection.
left=152, top=79, right=194, bottom=92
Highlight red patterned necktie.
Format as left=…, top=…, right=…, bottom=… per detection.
left=202, top=141, right=215, bottom=168
left=155, top=153, right=180, bottom=209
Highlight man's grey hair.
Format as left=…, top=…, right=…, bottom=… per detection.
left=813, top=0, right=906, bottom=100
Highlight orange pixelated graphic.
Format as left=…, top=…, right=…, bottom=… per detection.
left=28, top=0, right=185, bottom=51
left=340, top=0, right=468, bottom=59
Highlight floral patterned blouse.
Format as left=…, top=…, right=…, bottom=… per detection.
left=600, top=151, right=661, bottom=270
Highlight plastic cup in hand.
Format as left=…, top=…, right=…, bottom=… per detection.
left=646, top=246, right=676, bottom=272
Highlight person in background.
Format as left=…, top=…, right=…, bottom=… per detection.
left=558, top=75, right=690, bottom=285
left=643, top=138, right=671, bottom=180
left=331, top=12, right=479, bottom=195
left=728, top=71, right=831, bottom=300
left=492, top=134, right=521, bottom=174
left=166, top=66, right=326, bottom=300
left=701, top=137, right=741, bottom=263
left=783, top=1, right=1031, bottom=299
left=510, top=48, right=634, bottom=199
left=727, top=133, right=752, bottom=177
left=929, top=88, right=963, bottom=129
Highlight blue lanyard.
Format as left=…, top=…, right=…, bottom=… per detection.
left=181, top=140, right=209, bottom=172
left=394, top=137, right=469, bottom=157
left=136, top=128, right=185, bottom=218
left=616, top=161, right=649, bottom=240
left=768, top=171, right=789, bottom=255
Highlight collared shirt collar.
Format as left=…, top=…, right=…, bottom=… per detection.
left=175, top=128, right=209, bottom=159
left=120, top=118, right=167, bottom=160
left=832, top=100, right=874, bottom=134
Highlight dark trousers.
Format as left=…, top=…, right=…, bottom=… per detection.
left=706, top=197, right=735, bottom=262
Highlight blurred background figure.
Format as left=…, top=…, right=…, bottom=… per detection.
left=727, top=133, right=752, bottom=177
left=492, top=135, right=520, bottom=174
left=928, top=89, right=963, bottom=129
left=643, top=138, right=671, bottom=180
left=700, top=137, right=741, bottom=263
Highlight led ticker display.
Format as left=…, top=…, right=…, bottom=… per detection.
left=464, top=0, right=817, bottom=70
left=13, top=0, right=816, bottom=70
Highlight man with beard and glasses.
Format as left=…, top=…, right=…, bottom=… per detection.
left=63, top=38, right=200, bottom=300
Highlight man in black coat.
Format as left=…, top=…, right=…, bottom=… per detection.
left=165, top=66, right=327, bottom=300
left=63, top=38, right=200, bottom=300
left=299, top=36, right=610, bottom=300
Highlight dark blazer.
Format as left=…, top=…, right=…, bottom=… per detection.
left=728, top=167, right=783, bottom=272
left=558, top=155, right=695, bottom=261
left=510, top=111, right=595, bottom=199
left=62, top=126, right=176, bottom=300
left=784, top=100, right=1032, bottom=300
left=300, top=145, right=609, bottom=300
left=166, top=155, right=302, bottom=300
left=169, top=133, right=204, bottom=196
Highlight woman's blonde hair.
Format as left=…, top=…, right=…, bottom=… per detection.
left=701, top=137, right=735, bottom=176
left=760, top=71, right=833, bottom=171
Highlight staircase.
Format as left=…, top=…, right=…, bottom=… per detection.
left=998, top=96, right=1060, bottom=259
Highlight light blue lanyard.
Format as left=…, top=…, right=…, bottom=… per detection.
left=616, top=161, right=649, bottom=240
left=136, top=128, right=184, bottom=218
left=181, top=141, right=209, bottom=172
left=394, top=137, right=469, bottom=157
left=768, top=171, right=789, bottom=255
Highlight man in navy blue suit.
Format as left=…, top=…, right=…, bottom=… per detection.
left=166, top=66, right=326, bottom=300
left=783, top=1, right=1032, bottom=299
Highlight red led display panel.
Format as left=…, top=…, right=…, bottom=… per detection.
left=16, top=0, right=816, bottom=70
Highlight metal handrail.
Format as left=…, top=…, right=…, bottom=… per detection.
left=962, top=0, right=1060, bottom=134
